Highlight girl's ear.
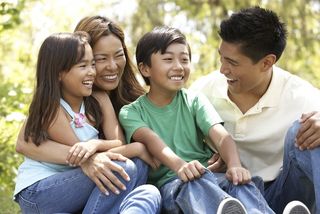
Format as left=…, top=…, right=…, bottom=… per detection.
left=138, top=62, right=151, bottom=78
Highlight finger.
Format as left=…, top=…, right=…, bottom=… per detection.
left=108, top=152, right=128, bottom=162
left=207, top=153, right=219, bottom=164
left=230, top=169, right=239, bottom=185
left=194, top=161, right=206, bottom=175
left=79, top=153, right=91, bottom=165
left=188, top=164, right=202, bottom=179
left=307, top=138, right=320, bottom=150
left=107, top=160, right=130, bottom=182
left=99, top=171, right=121, bottom=195
left=299, top=112, right=316, bottom=123
left=299, top=132, right=319, bottom=150
left=66, top=145, right=77, bottom=164
left=296, top=124, right=314, bottom=147
left=178, top=170, right=188, bottom=182
left=91, top=175, right=108, bottom=195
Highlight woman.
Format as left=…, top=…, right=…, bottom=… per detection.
left=15, top=16, right=160, bottom=213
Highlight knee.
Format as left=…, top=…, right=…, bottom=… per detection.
left=116, top=159, right=138, bottom=179
left=284, top=120, right=301, bottom=151
left=137, top=184, right=161, bottom=201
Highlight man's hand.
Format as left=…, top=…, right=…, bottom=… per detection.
left=296, top=111, right=320, bottom=150
left=207, top=153, right=227, bottom=173
left=80, top=152, right=129, bottom=195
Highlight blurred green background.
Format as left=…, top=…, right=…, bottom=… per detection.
left=1, top=0, right=319, bottom=212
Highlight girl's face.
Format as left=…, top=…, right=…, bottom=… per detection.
left=93, top=35, right=126, bottom=94
left=60, top=43, right=96, bottom=105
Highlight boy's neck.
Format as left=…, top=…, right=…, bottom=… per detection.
left=146, top=90, right=178, bottom=107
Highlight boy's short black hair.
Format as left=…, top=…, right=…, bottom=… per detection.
left=219, top=6, right=287, bottom=63
left=136, top=26, right=191, bottom=85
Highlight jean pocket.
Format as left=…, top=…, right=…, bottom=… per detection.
left=17, top=193, right=40, bottom=214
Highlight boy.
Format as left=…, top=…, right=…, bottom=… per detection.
left=119, top=26, right=274, bottom=214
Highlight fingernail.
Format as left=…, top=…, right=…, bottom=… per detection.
left=105, top=191, right=109, bottom=196
left=115, top=190, right=120, bottom=194
left=122, top=186, right=126, bottom=191
left=126, top=176, right=130, bottom=181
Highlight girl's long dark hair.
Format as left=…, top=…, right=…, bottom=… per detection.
left=24, top=32, right=102, bottom=146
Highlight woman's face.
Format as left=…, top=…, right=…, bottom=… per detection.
left=93, top=35, right=126, bottom=94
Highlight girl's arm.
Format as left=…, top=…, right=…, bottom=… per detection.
left=208, top=123, right=251, bottom=185
left=132, top=127, right=205, bottom=182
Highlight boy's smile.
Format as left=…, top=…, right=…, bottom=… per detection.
left=145, top=43, right=190, bottom=96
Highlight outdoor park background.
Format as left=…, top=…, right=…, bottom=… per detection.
left=0, top=0, right=319, bottom=212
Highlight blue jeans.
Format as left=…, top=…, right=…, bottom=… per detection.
left=16, top=158, right=161, bottom=214
left=264, top=121, right=319, bottom=214
left=160, top=169, right=274, bottom=214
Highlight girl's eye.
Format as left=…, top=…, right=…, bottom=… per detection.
left=95, top=57, right=106, bottom=62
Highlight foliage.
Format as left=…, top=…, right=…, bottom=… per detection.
left=132, top=0, right=320, bottom=87
left=0, top=0, right=319, bottom=212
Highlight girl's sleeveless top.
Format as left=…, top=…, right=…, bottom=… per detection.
left=14, top=99, right=99, bottom=197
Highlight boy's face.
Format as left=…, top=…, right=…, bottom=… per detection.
left=145, top=43, right=190, bottom=94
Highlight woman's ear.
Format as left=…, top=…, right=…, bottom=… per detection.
left=138, top=62, right=151, bottom=78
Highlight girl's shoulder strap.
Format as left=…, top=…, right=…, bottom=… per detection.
left=60, top=98, right=85, bottom=119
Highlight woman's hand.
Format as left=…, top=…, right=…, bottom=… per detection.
left=67, top=141, right=99, bottom=166
left=80, top=151, right=130, bottom=195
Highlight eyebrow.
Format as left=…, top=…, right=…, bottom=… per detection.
left=164, top=51, right=189, bottom=55
left=94, top=49, right=124, bottom=56
left=218, top=49, right=238, bottom=64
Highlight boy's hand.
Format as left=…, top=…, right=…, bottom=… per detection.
left=226, top=166, right=251, bottom=185
left=177, top=160, right=205, bottom=182
left=67, top=142, right=98, bottom=166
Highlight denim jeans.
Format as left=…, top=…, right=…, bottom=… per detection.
left=160, top=169, right=274, bottom=214
left=16, top=158, right=161, bottom=214
left=264, top=121, right=319, bottom=214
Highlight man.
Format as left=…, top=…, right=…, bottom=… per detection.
left=190, top=6, right=320, bottom=214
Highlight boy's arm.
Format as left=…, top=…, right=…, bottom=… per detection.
left=133, top=127, right=205, bottom=181
left=208, top=123, right=251, bottom=184
left=108, top=142, right=159, bottom=169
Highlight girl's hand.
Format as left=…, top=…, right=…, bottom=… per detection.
left=176, top=160, right=205, bottom=182
left=67, top=141, right=98, bottom=166
left=226, top=166, right=251, bottom=185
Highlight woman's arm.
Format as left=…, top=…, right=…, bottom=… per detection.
left=93, top=91, right=126, bottom=143
left=16, top=121, right=71, bottom=164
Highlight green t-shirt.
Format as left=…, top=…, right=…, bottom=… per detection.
left=119, top=88, right=223, bottom=188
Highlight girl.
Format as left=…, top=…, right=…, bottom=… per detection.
left=14, top=32, right=160, bottom=214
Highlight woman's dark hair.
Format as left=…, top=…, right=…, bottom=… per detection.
left=75, top=16, right=145, bottom=114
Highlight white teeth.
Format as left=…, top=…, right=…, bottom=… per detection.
left=170, top=76, right=183, bottom=80
left=103, top=74, right=117, bottom=80
left=83, top=80, right=93, bottom=85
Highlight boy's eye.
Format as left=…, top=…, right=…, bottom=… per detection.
left=116, top=53, right=124, bottom=58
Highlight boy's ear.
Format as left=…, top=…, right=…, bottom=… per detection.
left=138, top=62, right=151, bottom=78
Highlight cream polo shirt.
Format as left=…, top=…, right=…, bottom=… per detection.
left=190, top=66, right=320, bottom=181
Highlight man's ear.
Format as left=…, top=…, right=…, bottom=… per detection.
left=261, top=54, right=276, bottom=70
left=138, top=62, right=151, bottom=78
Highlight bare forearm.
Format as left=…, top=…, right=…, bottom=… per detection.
left=108, top=143, right=140, bottom=158
left=16, top=138, right=70, bottom=164
left=94, top=139, right=123, bottom=152
left=216, top=135, right=242, bottom=168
